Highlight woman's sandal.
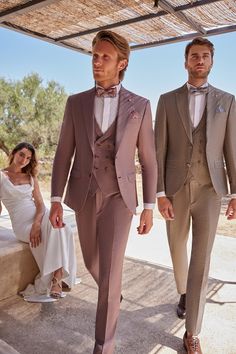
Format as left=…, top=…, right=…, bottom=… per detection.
left=50, top=276, right=63, bottom=299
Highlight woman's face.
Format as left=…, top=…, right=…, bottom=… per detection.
left=13, top=148, right=32, bottom=169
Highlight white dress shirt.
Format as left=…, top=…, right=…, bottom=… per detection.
left=95, top=83, right=121, bottom=133
left=187, top=82, right=208, bottom=128
left=52, top=83, right=155, bottom=209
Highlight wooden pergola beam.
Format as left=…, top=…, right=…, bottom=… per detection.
left=130, top=24, right=236, bottom=51
left=0, top=0, right=58, bottom=22
left=56, top=0, right=221, bottom=41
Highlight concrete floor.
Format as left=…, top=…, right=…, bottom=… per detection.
left=0, top=208, right=235, bottom=354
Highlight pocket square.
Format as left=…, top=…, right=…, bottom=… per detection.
left=216, top=105, right=225, bottom=113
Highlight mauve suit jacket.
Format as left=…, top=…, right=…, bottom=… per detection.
left=155, top=83, right=236, bottom=197
left=51, top=86, right=157, bottom=214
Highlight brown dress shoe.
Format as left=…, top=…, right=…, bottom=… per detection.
left=177, top=293, right=186, bottom=319
left=183, top=331, right=202, bottom=354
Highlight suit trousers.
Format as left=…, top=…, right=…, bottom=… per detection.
left=76, top=189, right=133, bottom=354
left=166, top=178, right=221, bottom=335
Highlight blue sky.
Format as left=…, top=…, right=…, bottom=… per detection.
left=1, top=27, right=236, bottom=114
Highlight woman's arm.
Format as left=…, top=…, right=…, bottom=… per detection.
left=30, top=177, right=45, bottom=248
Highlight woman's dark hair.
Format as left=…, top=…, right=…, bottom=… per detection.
left=9, top=142, right=38, bottom=176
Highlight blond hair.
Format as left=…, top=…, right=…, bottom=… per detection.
left=92, top=30, right=130, bottom=81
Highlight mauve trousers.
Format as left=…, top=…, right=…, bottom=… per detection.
left=76, top=189, right=133, bottom=354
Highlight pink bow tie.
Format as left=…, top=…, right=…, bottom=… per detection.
left=95, top=87, right=117, bottom=98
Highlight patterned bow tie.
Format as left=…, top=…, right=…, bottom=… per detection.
left=189, top=86, right=208, bottom=95
left=95, top=86, right=117, bottom=98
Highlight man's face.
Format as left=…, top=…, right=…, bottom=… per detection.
left=185, top=44, right=213, bottom=80
left=92, top=40, right=127, bottom=88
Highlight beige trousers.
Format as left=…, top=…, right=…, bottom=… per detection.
left=76, top=189, right=133, bottom=354
left=166, top=178, right=221, bottom=335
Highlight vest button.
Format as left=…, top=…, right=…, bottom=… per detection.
left=187, top=163, right=191, bottom=167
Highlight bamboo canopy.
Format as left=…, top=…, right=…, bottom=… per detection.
left=1, top=0, right=236, bottom=54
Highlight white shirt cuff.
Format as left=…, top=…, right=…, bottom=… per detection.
left=143, top=203, right=155, bottom=210
left=156, top=191, right=166, bottom=198
left=230, top=194, right=236, bottom=199
left=51, top=197, right=62, bottom=203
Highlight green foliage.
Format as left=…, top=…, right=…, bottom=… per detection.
left=0, top=150, right=8, bottom=170
left=0, top=73, right=67, bottom=158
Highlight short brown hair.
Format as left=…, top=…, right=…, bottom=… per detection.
left=185, top=37, right=214, bottom=59
left=9, top=142, right=38, bottom=177
left=92, top=30, right=130, bottom=81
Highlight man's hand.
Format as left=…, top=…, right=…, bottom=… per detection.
left=225, top=198, right=236, bottom=220
left=157, top=196, right=174, bottom=220
left=137, top=209, right=153, bottom=235
left=49, top=202, right=64, bottom=228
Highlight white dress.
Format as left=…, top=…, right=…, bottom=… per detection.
left=0, top=171, right=77, bottom=296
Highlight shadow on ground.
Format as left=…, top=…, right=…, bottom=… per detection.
left=0, top=248, right=233, bottom=354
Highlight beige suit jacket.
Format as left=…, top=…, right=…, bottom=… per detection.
left=155, top=83, right=236, bottom=197
left=51, top=86, right=157, bottom=214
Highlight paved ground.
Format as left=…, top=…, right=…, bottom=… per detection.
left=0, top=204, right=235, bottom=354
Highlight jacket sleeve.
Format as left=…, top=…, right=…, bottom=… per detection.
left=51, top=96, right=76, bottom=198
left=223, top=95, right=236, bottom=194
left=137, top=100, right=158, bottom=204
left=154, top=95, right=167, bottom=194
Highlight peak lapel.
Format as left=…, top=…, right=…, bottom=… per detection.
left=82, top=88, right=95, bottom=152
left=115, top=87, right=134, bottom=153
left=176, top=85, right=193, bottom=143
left=206, top=85, right=219, bottom=138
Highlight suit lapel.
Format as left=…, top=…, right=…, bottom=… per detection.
left=206, top=84, right=220, bottom=139
left=176, top=84, right=193, bottom=143
left=115, top=87, right=134, bottom=153
left=82, top=88, right=95, bottom=152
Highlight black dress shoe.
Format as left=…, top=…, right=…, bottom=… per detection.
left=177, top=293, right=186, bottom=319
left=93, top=342, right=103, bottom=354
left=120, top=294, right=123, bottom=303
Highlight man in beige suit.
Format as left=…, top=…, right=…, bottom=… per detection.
left=49, top=30, right=157, bottom=354
left=155, top=37, right=236, bottom=353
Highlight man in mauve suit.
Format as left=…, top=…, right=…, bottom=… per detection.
left=49, top=30, right=157, bottom=354
left=155, top=37, right=236, bottom=353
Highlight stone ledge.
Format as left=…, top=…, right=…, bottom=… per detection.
left=0, top=227, right=39, bottom=301
left=0, top=225, right=80, bottom=301
left=0, top=206, right=80, bottom=301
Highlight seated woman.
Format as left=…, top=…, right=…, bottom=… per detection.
left=0, top=142, right=77, bottom=300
